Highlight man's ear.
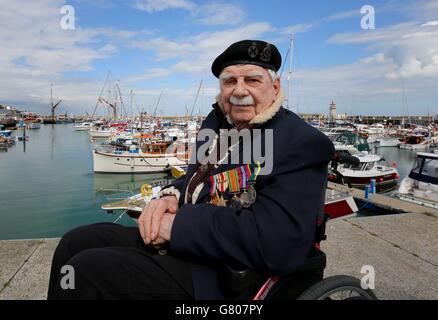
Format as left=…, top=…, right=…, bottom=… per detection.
left=273, top=78, right=280, bottom=96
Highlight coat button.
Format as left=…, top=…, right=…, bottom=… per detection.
left=158, top=249, right=168, bottom=256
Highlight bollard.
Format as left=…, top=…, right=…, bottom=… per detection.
left=370, top=179, right=376, bottom=193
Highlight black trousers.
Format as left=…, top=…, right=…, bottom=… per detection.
left=47, top=223, right=194, bottom=300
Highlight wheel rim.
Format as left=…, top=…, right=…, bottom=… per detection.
left=316, top=285, right=375, bottom=300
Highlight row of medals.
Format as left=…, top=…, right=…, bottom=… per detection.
left=210, top=182, right=257, bottom=209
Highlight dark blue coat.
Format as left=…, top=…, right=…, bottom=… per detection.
left=168, top=104, right=335, bottom=299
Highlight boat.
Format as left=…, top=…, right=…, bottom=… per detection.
left=332, top=132, right=370, bottom=156
left=376, top=135, right=401, bottom=147
left=101, top=184, right=358, bottom=220
left=324, top=189, right=358, bottom=219
left=0, top=135, right=15, bottom=148
left=399, top=133, right=438, bottom=150
left=93, top=141, right=188, bottom=173
left=328, top=152, right=400, bottom=193
left=89, top=125, right=112, bottom=138
left=28, top=122, right=41, bottom=129
left=0, top=130, right=12, bottom=137
left=74, top=122, right=93, bottom=131
left=397, top=152, right=438, bottom=209
left=43, top=85, right=62, bottom=124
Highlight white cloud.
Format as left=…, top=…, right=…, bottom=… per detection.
left=132, top=0, right=245, bottom=26
left=0, top=0, right=148, bottom=114
left=421, top=20, right=438, bottom=27
left=132, top=22, right=274, bottom=74
left=132, top=0, right=195, bottom=13
left=132, top=38, right=193, bottom=60
left=282, top=23, right=315, bottom=35
left=125, top=68, right=171, bottom=82
left=328, top=21, right=438, bottom=79
left=191, top=3, right=245, bottom=26
left=323, top=9, right=360, bottom=22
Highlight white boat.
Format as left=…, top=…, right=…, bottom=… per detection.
left=93, top=142, right=188, bottom=173
left=399, top=134, right=438, bottom=150
left=89, top=126, right=112, bottom=138
left=397, top=152, right=438, bottom=209
left=376, top=136, right=401, bottom=147
left=329, top=153, right=399, bottom=192
left=74, top=122, right=93, bottom=131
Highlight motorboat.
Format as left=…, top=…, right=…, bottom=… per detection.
left=397, top=152, right=438, bottom=209
left=28, top=122, right=41, bottom=129
left=399, top=134, right=438, bottom=150
left=376, top=135, right=401, bottom=147
left=328, top=153, right=399, bottom=193
left=74, top=122, right=93, bottom=131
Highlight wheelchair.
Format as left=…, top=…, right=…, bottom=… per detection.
left=222, top=212, right=378, bottom=300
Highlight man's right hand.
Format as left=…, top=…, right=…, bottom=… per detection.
left=138, top=195, right=179, bottom=245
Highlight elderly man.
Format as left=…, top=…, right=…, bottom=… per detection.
left=48, top=40, right=334, bottom=300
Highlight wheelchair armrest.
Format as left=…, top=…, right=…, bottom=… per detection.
left=220, top=265, right=265, bottom=294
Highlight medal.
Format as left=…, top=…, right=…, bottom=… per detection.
left=230, top=195, right=243, bottom=209
left=227, top=168, right=244, bottom=209
left=216, top=172, right=228, bottom=206
left=242, top=163, right=261, bottom=208
left=240, top=186, right=257, bottom=208
left=209, top=175, right=219, bottom=205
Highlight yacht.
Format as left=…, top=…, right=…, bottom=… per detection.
left=397, top=152, right=438, bottom=209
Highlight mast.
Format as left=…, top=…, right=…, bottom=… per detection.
left=190, top=79, right=203, bottom=118
left=152, top=91, right=163, bottom=118
left=50, top=84, right=62, bottom=119
left=287, top=35, right=295, bottom=113
left=92, top=71, right=111, bottom=119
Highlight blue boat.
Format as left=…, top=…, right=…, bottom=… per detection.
left=0, top=130, right=13, bottom=137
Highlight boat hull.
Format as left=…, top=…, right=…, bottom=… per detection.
left=93, top=150, right=187, bottom=173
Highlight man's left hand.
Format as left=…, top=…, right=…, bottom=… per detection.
left=150, top=213, right=176, bottom=248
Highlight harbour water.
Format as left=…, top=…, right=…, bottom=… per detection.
left=0, top=124, right=432, bottom=240
left=0, top=124, right=170, bottom=240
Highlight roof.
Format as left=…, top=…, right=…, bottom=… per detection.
left=417, top=152, right=438, bottom=160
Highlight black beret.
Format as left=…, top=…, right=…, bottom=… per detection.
left=211, top=40, right=282, bottom=78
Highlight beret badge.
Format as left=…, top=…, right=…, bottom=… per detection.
left=260, top=45, right=272, bottom=62
left=247, top=42, right=259, bottom=58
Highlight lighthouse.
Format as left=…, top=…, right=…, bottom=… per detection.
left=329, top=100, right=337, bottom=125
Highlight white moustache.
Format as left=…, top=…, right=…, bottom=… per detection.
left=230, top=95, right=254, bottom=106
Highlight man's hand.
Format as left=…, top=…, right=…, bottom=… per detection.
left=150, top=213, right=176, bottom=249
left=138, top=195, right=178, bottom=245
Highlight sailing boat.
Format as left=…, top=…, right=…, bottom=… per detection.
left=43, top=84, right=62, bottom=124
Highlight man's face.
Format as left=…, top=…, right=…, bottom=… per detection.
left=220, top=64, right=280, bottom=127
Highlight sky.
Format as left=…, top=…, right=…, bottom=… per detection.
left=0, top=0, right=438, bottom=117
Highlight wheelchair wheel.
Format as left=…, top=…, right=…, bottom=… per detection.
left=296, top=275, right=378, bottom=300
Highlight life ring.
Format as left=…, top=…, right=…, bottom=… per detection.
left=140, top=184, right=152, bottom=197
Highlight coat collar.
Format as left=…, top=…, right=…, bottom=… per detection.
left=215, top=88, right=285, bottom=127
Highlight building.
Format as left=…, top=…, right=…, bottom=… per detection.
left=329, top=101, right=337, bottom=123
